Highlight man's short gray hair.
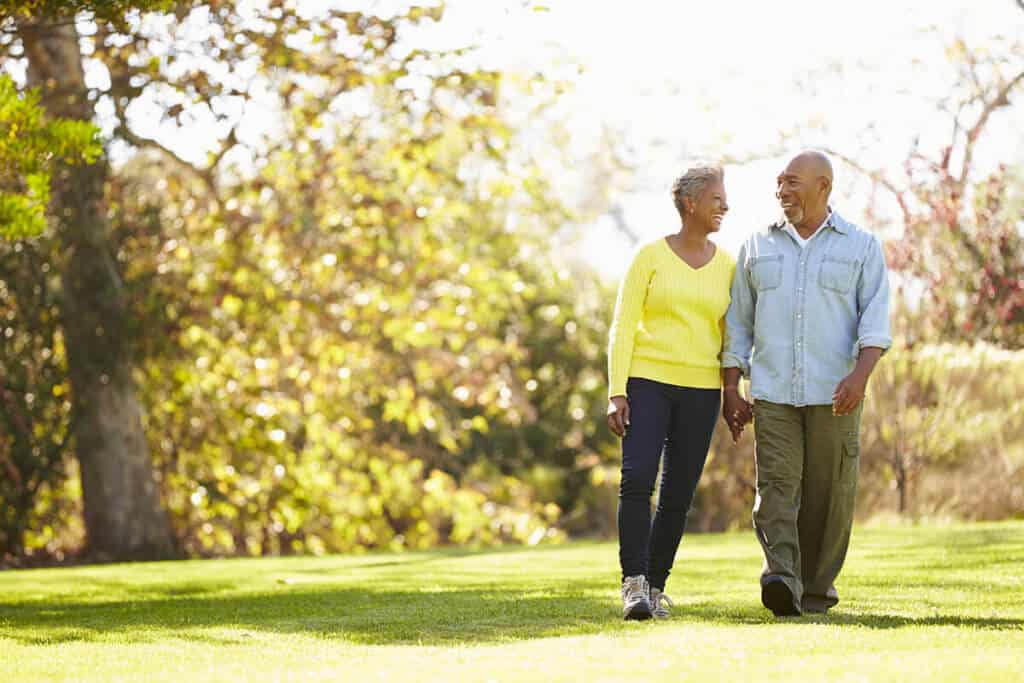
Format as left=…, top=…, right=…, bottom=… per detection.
left=671, top=165, right=724, bottom=217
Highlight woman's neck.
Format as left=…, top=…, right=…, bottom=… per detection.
left=676, top=222, right=710, bottom=248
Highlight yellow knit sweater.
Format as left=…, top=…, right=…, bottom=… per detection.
left=607, top=238, right=736, bottom=398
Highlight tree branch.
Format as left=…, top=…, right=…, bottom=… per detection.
left=606, top=204, right=639, bottom=246
left=820, top=146, right=913, bottom=228
left=957, top=68, right=1024, bottom=189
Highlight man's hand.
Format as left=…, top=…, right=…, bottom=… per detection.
left=722, top=387, right=753, bottom=444
left=832, top=370, right=868, bottom=416
left=606, top=395, right=630, bottom=438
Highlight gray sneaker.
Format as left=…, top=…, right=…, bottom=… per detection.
left=621, top=575, right=653, bottom=620
left=650, top=587, right=674, bottom=619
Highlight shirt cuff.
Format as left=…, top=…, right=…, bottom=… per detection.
left=854, top=336, right=892, bottom=358
left=721, top=352, right=750, bottom=378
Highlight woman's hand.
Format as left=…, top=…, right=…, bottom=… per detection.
left=606, top=395, right=630, bottom=437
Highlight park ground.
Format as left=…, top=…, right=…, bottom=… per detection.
left=1, top=521, right=1022, bottom=682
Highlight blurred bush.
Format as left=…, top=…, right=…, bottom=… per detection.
left=691, top=342, right=1024, bottom=533
left=77, top=65, right=609, bottom=557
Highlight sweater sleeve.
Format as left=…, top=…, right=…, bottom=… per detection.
left=607, top=246, right=652, bottom=398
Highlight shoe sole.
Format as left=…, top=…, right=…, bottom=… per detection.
left=623, top=602, right=653, bottom=621
left=762, top=580, right=801, bottom=617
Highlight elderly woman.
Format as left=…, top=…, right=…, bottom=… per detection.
left=606, top=165, right=739, bottom=620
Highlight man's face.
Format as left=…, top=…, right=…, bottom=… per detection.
left=775, top=161, right=820, bottom=226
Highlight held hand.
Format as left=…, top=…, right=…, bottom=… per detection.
left=722, top=388, right=753, bottom=444
left=832, top=371, right=868, bottom=416
left=606, top=395, right=630, bottom=438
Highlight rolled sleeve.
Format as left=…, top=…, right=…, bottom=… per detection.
left=853, top=235, right=892, bottom=357
left=722, top=242, right=755, bottom=377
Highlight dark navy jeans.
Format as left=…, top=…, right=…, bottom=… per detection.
left=618, top=377, right=720, bottom=590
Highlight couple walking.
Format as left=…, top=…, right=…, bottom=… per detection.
left=606, top=150, right=892, bottom=619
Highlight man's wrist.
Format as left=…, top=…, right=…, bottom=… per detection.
left=849, top=368, right=871, bottom=383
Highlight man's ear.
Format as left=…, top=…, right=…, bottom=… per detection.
left=820, top=177, right=832, bottom=198
left=683, top=196, right=694, bottom=214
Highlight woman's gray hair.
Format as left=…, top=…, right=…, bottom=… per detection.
left=671, top=165, right=724, bottom=217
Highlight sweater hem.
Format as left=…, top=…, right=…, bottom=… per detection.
left=628, top=358, right=722, bottom=390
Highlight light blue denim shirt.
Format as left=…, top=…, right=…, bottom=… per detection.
left=722, top=210, right=892, bottom=407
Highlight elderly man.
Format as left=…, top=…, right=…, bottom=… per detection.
left=722, top=150, right=891, bottom=616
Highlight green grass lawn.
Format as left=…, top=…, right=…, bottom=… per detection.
left=1, top=521, right=1022, bottom=682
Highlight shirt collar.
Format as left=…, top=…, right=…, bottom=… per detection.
left=772, top=207, right=845, bottom=234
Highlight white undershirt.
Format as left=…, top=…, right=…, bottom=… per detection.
left=784, top=211, right=832, bottom=249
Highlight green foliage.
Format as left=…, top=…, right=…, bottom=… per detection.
left=0, top=75, right=100, bottom=239
left=691, top=342, right=1024, bottom=532
left=112, top=71, right=601, bottom=554
left=0, top=0, right=611, bottom=558
left=0, top=0, right=614, bottom=558
left=0, top=231, right=74, bottom=559
left=860, top=342, right=1024, bottom=517
left=0, top=0, right=174, bottom=22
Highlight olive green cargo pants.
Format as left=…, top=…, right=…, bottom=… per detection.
left=752, top=400, right=862, bottom=614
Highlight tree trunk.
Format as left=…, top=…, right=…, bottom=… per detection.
left=20, top=20, right=175, bottom=561
left=895, top=453, right=907, bottom=515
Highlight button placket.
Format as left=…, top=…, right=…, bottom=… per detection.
left=794, top=243, right=808, bottom=405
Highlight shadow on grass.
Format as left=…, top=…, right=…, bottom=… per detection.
left=3, top=584, right=1022, bottom=646
left=3, top=525, right=1022, bottom=647
left=1, top=584, right=623, bottom=646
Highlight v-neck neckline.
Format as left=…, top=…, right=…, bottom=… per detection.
left=662, top=236, right=718, bottom=271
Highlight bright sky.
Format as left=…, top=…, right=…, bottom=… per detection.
left=46, top=0, right=1022, bottom=279
left=429, top=0, right=1024, bottom=276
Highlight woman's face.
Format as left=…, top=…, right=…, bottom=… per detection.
left=690, top=178, right=728, bottom=233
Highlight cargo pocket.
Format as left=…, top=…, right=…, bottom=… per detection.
left=840, top=431, right=860, bottom=492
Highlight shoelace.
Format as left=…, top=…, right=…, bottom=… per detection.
left=651, top=590, right=674, bottom=616
left=623, top=577, right=649, bottom=603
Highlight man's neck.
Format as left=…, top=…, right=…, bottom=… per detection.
left=793, top=209, right=829, bottom=238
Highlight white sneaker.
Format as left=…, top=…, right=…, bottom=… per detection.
left=650, top=587, right=674, bottom=619
left=621, top=575, right=653, bottom=620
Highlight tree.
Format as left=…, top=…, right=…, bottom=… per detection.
left=3, top=0, right=179, bottom=559
left=823, top=6, right=1024, bottom=347
left=2, top=0, right=620, bottom=558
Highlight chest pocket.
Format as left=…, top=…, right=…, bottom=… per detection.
left=750, top=254, right=783, bottom=291
left=819, top=256, right=858, bottom=294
